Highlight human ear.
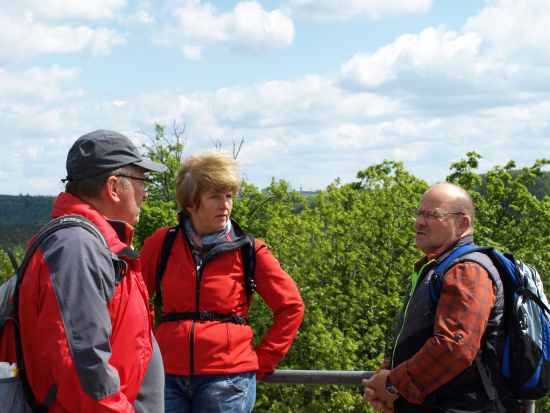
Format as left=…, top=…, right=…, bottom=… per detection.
left=186, top=206, right=195, bottom=215
left=105, top=176, right=120, bottom=203
left=457, top=215, right=471, bottom=235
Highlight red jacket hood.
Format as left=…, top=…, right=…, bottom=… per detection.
left=51, top=192, right=131, bottom=255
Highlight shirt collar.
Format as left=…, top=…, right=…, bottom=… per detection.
left=413, top=234, right=474, bottom=272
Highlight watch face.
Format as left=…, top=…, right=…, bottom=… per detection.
left=387, top=386, right=399, bottom=396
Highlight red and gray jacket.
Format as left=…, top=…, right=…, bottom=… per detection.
left=139, top=218, right=304, bottom=381
left=12, top=192, right=164, bottom=413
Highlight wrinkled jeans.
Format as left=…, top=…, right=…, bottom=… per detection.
left=165, top=371, right=256, bottom=413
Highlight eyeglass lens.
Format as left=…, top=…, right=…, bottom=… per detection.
left=410, top=209, right=435, bottom=221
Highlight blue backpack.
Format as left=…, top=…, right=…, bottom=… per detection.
left=430, top=245, right=550, bottom=412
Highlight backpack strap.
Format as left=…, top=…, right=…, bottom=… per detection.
left=34, top=382, right=58, bottom=413
left=483, top=353, right=521, bottom=413
left=429, top=245, right=494, bottom=304
left=7, top=248, right=19, bottom=274
left=153, top=226, right=179, bottom=308
left=12, top=215, right=115, bottom=412
left=241, top=235, right=265, bottom=305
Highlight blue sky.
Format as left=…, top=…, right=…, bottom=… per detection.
left=1, top=0, right=548, bottom=195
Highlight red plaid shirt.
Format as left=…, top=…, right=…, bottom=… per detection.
left=384, top=239, right=497, bottom=404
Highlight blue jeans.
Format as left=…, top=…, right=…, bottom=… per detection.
left=165, top=371, right=256, bottom=413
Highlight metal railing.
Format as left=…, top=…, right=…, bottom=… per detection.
left=261, top=370, right=536, bottom=413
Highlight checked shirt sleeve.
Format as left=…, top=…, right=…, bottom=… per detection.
left=389, top=262, right=497, bottom=404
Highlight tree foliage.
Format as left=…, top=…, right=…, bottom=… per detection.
left=447, top=152, right=550, bottom=286
left=3, top=123, right=550, bottom=412
left=235, top=163, right=427, bottom=412
left=131, top=132, right=550, bottom=412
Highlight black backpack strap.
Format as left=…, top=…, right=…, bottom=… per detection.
left=34, top=382, right=58, bottom=413
left=241, top=235, right=266, bottom=305
left=7, top=248, right=20, bottom=274
left=153, top=226, right=179, bottom=308
left=481, top=353, right=521, bottom=413
left=160, top=311, right=249, bottom=326
left=12, top=215, right=112, bottom=412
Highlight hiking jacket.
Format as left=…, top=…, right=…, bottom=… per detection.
left=139, top=219, right=304, bottom=381
left=15, top=193, right=164, bottom=413
left=391, top=236, right=507, bottom=412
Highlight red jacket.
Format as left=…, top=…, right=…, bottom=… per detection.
left=8, top=193, right=163, bottom=413
left=139, top=219, right=304, bottom=381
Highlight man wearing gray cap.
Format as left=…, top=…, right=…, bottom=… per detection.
left=15, top=130, right=167, bottom=412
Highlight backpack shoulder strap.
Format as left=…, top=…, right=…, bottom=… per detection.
left=153, top=226, right=179, bottom=308
left=429, top=245, right=494, bottom=304
left=241, top=235, right=266, bottom=305
left=12, top=215, right=111, bottom=412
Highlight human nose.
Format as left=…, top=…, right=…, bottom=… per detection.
left=220, top=197, right=230, bottom=209
left=415, top=211, right=428, bottom=226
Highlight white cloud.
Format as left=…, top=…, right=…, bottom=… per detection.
left=127, top=9, right=155, bottom=25
left=182, top=44, right=204, bottom=60
left=340, top=27, right=484, bottom=89
left=156, top=0, right=295, bottom=57
left=0, top=2, right=127, bottom=66
left=0, top=66, right=84, bottom=102
left=9, top=0, right=128, bottom=22
left=26, top=146, right=45, bottom=159
left=340, top=0, right=550, bottom=102
left=2, top=0, right=550, bottom=196
left=287, top=0, right=432, bottom=22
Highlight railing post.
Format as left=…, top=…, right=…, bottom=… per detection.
left=518, top=399, right=535, bottom=413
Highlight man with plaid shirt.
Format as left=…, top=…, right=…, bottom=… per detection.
left=363, top=183, right=506, bottom=413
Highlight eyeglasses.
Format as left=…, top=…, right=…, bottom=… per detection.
left=410, top=208, right=465, bottom=221
left=115, top=175, right=154, bottom=192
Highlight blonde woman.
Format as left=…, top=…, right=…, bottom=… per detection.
left=140, top=150, right=304, bottom=413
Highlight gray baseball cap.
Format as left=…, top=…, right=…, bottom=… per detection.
left=63, top=129, right=167, bottom=182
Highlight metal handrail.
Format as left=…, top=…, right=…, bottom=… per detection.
left=260, top=370, right=535, bottom=413
left=262, top=370, right=373, bottom=385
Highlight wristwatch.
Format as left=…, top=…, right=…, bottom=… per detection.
left=386, top=376, right=399, bottom=396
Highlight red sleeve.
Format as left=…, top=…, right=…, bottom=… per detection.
left=377, top=361, right=391, bottom=373
left=253, top=240, right=305, bottom=381
left=35, top=255, right=134, bottom=412
left=389, top=262, right=497, bottom=404
left=138, top=227, right=170, bottom=297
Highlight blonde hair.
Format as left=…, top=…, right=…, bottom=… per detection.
left=177, top=149, right=242, bottom=217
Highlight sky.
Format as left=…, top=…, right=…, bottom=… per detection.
left=1, top=0, right=549, bottom=195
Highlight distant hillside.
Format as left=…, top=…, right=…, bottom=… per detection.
left=0, top=194, right=55, bottom=226
left=0, top=195, right=55, bottom=251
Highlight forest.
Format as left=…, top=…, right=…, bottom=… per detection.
left=1, top=126, right=550, bottom=412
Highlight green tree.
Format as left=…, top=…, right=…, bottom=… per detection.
left=133, top=122, right=185, bottom=250
left=134, top=136, right=550, bottom=412
left=0, top=249, right=23, bottom=285
left=240, top=162, right=428, bottom=412
left=447, top=152, right=550, bottom=286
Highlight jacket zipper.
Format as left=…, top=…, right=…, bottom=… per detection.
left=391, top=260, right=434, bottom=369
left=188, top=237, right=250, bottom=375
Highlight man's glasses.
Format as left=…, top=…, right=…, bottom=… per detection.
left=410, top=209, right=465, bottom=222
left=116, top=175, right=154, bottom=192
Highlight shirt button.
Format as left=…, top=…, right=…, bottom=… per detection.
left=458, top=333, right=464, bottom=340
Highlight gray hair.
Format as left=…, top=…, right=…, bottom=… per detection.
left=65, top=164, right=137, bottom=199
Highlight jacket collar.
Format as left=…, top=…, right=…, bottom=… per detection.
left=51, top=192, right=139, bottom=258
